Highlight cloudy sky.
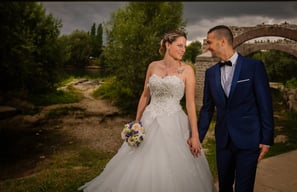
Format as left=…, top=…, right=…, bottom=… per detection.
left=41, top=1, right=297, bottom=44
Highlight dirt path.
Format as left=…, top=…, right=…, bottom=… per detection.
left=0, top=79, right=132, bottom=180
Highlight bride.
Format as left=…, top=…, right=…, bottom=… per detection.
left=78, top=29, right=215, bottom=192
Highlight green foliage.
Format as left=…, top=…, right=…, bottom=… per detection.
left=203, top=137, right=217, bottom=182
left=183, top=40, right=202, bottom=63
left=267, top=109, right=297, bottom=157
left=201, top=121, right=217, bottom=182
left=93, top=76, right=117, bottom=99
left=0, top=2, right=64, bottom=94
left=270, top=87, right=286, bottom=111
left=285, top=77, right=297, bottom=88
left=90, top=23, right=96, bottom=36
left=287, top=110, right=297, bottom=120
left=262, top=88, right=297, bottom=158
left=67, top=30, right=92, bottom=67
left=90, top=23, right=103, bottom=59
left=30, top=89, right=82, bottom=106
left=249, top=50, right=297, bottom=83
left=56, top=35, right=72, bottom=66
left=103, top=2, right=186, bottom=112
left=60, top=24, right=103, bottom=67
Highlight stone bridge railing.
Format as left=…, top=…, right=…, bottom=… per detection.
left=236, top=40, right=297, bottom=57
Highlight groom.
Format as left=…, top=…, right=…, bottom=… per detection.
left=197, top=25, right=274, bottom=192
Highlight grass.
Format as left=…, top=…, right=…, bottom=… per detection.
left=93, top=76, right=116, bottom=99
left=0, top=147, right=113, bottom=192
left=30, top=89, right=82, bottom=107
left=30, top=73, right=104, bottom=107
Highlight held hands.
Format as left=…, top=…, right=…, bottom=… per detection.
left=187, top=136, right=202, bottom=158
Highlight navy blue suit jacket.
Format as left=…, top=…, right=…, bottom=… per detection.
left=198, top=54, right=274, bottom=149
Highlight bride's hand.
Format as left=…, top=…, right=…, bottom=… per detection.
left=187, top=136, right=202, bottom=157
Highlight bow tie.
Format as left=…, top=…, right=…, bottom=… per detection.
left=219, top=60, right=232, bottom=67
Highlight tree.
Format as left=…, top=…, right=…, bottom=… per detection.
left=57, top=23, right=102, bottom=68
left=67, top=30, right=92, bottom=67
left=96, top=23, right=103, bottom=57
left=249, top=50, right=297, bottom=84
left=56, top=35, right=72, bottom=67
left=0, top=2, right=63, bottom=94
left=103, top=2, right=185, bottom=113
left=183, top=40, right=202, bottom=63
left=87, top=23, right=103, bottom=66
left=90, top=23, right=96, bottom=37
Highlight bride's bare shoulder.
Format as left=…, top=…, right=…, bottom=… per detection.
left=180, top=62, right=194, bottom=72
left=148, top=60, right=163, bottom=70
left=149, top=60, right=162, bottom=67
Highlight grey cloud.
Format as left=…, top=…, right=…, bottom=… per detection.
left=42, top=2, right=127, bottom=34
left=184, top=1, right=297, bottom=26
left=41, top=1, right=297, bottom=42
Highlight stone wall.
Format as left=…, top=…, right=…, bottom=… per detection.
left=285, top=89, right=297, bottom=111
left=194, top=51, right=218, bottom=111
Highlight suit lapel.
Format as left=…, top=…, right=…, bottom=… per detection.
left=228, top=55, right=243, bottom=101
left=215, top=64, right=226, bottom=105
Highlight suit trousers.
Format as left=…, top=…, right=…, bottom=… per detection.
left=216, top=138, right=260, bottom=192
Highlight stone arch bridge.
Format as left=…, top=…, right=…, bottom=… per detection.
left=237, top=39, right=297, bottom=58
left=195, top=22, right=297, bottom=110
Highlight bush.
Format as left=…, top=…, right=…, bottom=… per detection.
left=285, top=77, right=297, bottom=89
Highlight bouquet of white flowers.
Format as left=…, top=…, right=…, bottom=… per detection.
left=121, top=121, right=145, bottom=147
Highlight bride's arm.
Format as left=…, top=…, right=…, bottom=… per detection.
left=135, top=63, right=153, bottom=122
left=184, top=64, right=201, bottom=157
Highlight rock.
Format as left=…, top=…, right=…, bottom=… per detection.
left=274, top=135, right=288, bottom=143
left=0, top=106, right=19, bottom=119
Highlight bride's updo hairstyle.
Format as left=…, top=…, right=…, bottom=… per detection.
left=159, top=29, right=187, bottom=57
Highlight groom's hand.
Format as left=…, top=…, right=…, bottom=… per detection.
left=258, top=144, right=270, bottom=162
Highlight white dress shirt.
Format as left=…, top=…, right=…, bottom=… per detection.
left=220, top=52, right=238, bottom=97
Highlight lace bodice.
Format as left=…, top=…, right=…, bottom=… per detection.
left=145, top=74, right=185, bottom=116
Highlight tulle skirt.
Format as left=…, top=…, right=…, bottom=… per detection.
left=78, top=109, right=215, bottom=192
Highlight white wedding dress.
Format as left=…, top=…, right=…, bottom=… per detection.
left=79, top=74, right=215, bottom=192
